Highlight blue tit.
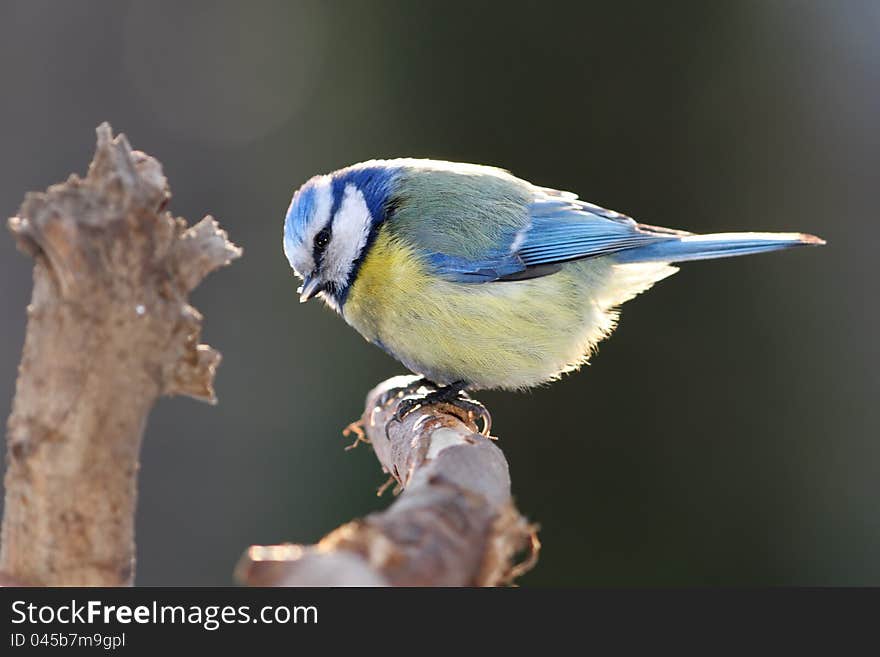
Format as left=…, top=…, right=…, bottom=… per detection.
left=282, top=159, right=824, bottom=398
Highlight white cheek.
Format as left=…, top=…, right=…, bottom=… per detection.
left=324, top=184, right=372, bottom=284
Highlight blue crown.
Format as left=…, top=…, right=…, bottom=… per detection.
left=284, top=175, right=321, bottom=247
left=329, top=163, right=400, bottom=221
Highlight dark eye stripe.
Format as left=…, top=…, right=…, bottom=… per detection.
left=313, top=227, right=332, bottom=263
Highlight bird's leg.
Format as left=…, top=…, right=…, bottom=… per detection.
left=390, top=380, right=492, bottom=437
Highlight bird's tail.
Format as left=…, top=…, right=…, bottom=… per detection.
left=614, top=231, right=825, bottom=264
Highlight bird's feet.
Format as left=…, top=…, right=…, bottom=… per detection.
left=373, top=376, right=433, bottom=411
left=379, top=379, right=492, bottom=437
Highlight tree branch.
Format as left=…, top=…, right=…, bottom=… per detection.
left=0, top=123, right=241, bottom=586
left=236, top=376, right=539, bottom=587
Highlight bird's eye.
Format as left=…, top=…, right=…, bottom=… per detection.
left=314, top=227, right=331, bottom=254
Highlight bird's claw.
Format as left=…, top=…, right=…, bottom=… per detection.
left=446, top=395, right=492, bottom=437
left=391, top=396, right=424, bottom=425
left=386, top=383, right=492, bottom=437
left=374, top=377, right=431, bottom=411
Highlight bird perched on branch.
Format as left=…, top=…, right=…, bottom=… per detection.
left=283, top=159, right=823, bottom=431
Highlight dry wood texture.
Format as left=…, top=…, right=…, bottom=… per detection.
left=237, top=376, right=539, bottom=586
left=0, top=124, right=240, bottom=585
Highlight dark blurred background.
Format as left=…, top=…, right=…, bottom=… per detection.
left=0, top=1, right=876, bottom=585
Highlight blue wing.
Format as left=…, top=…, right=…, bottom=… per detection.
left=427, top=188, right=676, bottom=283
left=514, top=190, right=676, bottom=268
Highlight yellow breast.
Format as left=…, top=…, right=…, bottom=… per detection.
left=342, top=228, right=676, bottom=390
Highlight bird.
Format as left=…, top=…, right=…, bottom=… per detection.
left=282, top=158, right=824, bottom=431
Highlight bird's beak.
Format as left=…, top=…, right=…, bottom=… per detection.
left=298, top=275, right=323, bottom=303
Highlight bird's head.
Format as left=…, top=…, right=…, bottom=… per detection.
left=283, top=163, right=398, bottom=308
